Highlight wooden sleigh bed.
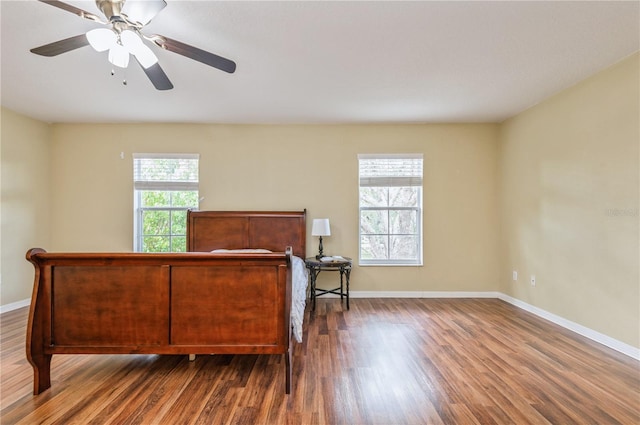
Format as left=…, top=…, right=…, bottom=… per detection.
left=25, top=210, right=307, bottom=395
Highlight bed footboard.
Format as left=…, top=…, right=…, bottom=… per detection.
left=25, top=247, right=293, bottom=395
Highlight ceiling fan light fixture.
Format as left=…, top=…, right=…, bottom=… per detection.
left=31, top=0, right=236, bottom=90
left=108, top=43, right=130, bottom=68
left=86, top=28, right=117, bottom=52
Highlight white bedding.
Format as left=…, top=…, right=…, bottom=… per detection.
left=290, top=255, right=308, bottom=343
left=210, top=249, right=308, bottom=342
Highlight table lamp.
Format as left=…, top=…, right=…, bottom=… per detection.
left=312, top=218, right=331, bottom=259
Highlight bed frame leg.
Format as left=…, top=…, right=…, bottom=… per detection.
left=29, top=354, right=52, bottom=395
left=188, top=354, right=196, bottom=361
left=285, top=349, right=291, bottom=394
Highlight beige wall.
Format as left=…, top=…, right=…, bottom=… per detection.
left=1, top=108, right=51, bottom=306
left=499, top=53, right=640, bottom=347
left=48, top=123, right=500, bottom=292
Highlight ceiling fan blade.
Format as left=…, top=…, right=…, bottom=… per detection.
left=38, top=0, right=106, bottom=24
left=122, top=0, right=167, bottom=26
left=151, top=36, right=236, bottom=74
left=137, top=61, right=174, bottom=90
left=30, top=34, right=89, bottom=57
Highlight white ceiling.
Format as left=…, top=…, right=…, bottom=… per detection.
left=1, top=0, right=638, bottom=124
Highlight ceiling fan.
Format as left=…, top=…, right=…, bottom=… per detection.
left=30, top=0, right=236, bottom=90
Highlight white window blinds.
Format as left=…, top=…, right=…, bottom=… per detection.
left=358, top=154, right=423, bottom=187
left=133, top=153, right=199, bottom=191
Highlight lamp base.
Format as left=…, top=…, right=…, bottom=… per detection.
left=316, top=237, right=324, bottom=259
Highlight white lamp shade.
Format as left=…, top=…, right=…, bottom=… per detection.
left=108, top=43, right=130, bottom=68
left=133, top=44, right=158, bottom=68
left=86, top=28, right=117, bottom=52
left=121, top=30, right=158, bottom=68
left=120, top=30, right=143, bottom=49
left=312, top=218, right=331, bottom=236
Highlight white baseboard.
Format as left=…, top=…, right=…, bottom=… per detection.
left=496, top=293, right=640, bottom=361
left=335, top=290, right=639, bottom=361
left=0, top=298, right=30, bottom=314
left=349, top=290, right=501, bottom=299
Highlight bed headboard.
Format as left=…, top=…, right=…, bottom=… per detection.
left=187, top=210, right=306, bottom=258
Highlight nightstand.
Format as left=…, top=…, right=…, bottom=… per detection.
left=305, top=256, right=352, bottom=311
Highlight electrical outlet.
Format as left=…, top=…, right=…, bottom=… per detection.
left=530, top=275, right=536, bottom=286
left=512, top=270, right=518, bottom=281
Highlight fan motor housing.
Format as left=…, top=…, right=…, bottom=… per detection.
left=96, top=0, right=125, bottom=21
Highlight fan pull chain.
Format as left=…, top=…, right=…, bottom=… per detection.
left=109, top=67, right=129, bottom=86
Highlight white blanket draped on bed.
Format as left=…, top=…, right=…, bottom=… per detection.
left=211, top=250, right=308, bottom=342
left=290, top=255, right=308, bottom=342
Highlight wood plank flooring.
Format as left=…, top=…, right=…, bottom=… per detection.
left=1, top=298, right=638, bottom=424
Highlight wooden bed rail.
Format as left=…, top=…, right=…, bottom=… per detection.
left=25, top=247, right=293, bottom=395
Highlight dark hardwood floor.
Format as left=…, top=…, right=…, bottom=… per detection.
left=1, top=298, right=638, bottom=424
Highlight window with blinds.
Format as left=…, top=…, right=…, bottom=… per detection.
left=358, top=154, right=423, bottom=265
left=133, top=153, right=199, bottom=252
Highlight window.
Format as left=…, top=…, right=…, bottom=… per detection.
left=358, top=154, right=423, bottom=265
left=133, top=153, right=199, bottom=252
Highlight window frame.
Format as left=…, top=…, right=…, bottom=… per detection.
left=133, top=153, right=199, bottom=253
left=358, top=153, right=424, bottom=266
